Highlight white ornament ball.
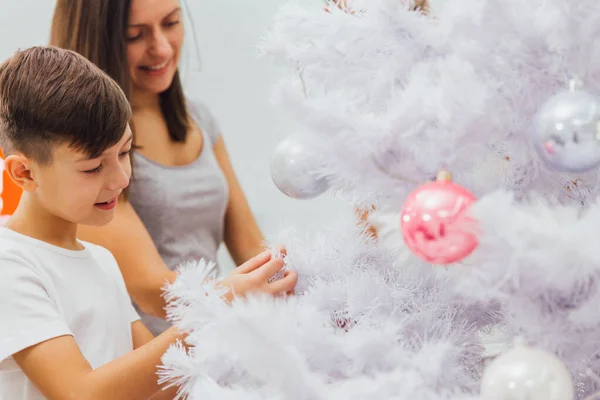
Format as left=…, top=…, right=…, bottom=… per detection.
left=532, top=83, right=600, bottom=173
left=480, top=339, right=574, bottom=400
left=270, top=135, right=329, bottom=199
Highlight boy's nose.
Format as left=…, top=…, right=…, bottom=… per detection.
left=107, top=164, right=130, bottom=192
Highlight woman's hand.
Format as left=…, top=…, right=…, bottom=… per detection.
left=219, top=250, right=297, bottom=302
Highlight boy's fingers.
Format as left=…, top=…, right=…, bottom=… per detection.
left=236, top=251, right=271, bottom=274
left=268, top=270, right=298, bottom=294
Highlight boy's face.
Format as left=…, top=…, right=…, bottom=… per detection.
left=28, top=127, right=133, bottom=226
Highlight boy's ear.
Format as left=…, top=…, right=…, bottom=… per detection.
left=4, top=154, right=37, bottom=192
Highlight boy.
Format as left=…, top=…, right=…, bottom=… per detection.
left=0, top=46, right=297, bottom=400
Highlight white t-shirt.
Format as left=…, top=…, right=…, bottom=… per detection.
left=0, top=228, right=140, bottom=400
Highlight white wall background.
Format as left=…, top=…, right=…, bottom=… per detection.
left=0, top=0, right=446, bottom=273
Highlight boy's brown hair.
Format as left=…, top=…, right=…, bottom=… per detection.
left=0, top=46, right=131, bottom=165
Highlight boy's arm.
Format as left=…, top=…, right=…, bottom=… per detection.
left=131, top=320, right=179, bottom=400
left=4, top=251, right=295, bottom=400
left=14, top=326, right=183, bottom=400
left=151, top=386, right=180, bottom=400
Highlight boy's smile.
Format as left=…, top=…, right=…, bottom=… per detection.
left=94, top=196, right=119, bottom=211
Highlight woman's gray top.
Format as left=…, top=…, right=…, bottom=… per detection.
left=128, top=101, right=229, bottom=335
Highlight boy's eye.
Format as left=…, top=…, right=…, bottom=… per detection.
left=119, top=150, right=130, bottom=158
left=165, top=20, right=180, bottom=27
left=84, top=164, right=103, bottom=174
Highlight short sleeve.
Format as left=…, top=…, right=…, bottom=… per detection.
left=0, top=261, right=72, bottom=362
left=187, top=99, right=222, bottom=146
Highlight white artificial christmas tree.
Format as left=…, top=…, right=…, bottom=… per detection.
left=159, top=1, right=600, bottom=398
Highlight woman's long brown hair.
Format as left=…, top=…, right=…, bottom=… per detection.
left=50, top=0, right=190, bottom=143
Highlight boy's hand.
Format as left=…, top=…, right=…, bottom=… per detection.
left=219, top=250, right=297, bottom=303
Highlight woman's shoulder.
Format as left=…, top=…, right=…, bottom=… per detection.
left=185, top=97, right=211, bottom=120
left=186, top=97, right=222, bottom=144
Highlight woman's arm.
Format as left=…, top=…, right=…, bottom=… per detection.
left=213, top=137, right=266, bottom=266
left=78, top=200, right=175, bottom=319
left=78, top=198, right=293, bottom=318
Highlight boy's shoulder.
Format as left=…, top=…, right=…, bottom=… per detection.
left=0, top=228, right=116, bottom=269
left=0, top=228, right=40, bottom=265
left=0, top=228, right=127, bottom=301
left=80, top=240, right=120, bottom=266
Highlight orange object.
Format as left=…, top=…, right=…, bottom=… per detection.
left=0, top=149, right=22, bottom=215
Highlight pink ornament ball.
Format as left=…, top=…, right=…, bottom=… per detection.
left=400, top=171, right=478, bottom=265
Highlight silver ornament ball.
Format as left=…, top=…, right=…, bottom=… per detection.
left=480, top=339, right=574, bottom=400
left=533, top=84, right=600, bottom=173
left=270, top=135, right=329, bottom=199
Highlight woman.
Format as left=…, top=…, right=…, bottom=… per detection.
left=50, top=0, right=295, bottom=335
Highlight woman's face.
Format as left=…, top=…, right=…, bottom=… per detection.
left=126, top=0, right=184, bottom=96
